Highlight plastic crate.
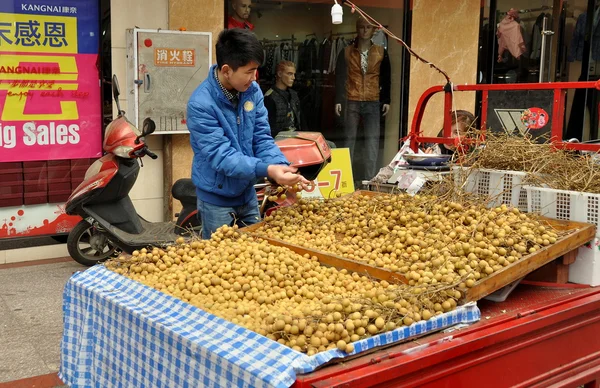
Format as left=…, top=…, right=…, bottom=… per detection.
left=0, top=162, right=23, bottom=173
left=0, top=193, right=23, bottom=208
left=48, top=177, right=71, bottom=192
left=24, top=192, right=47, bottom=205
left=48, top=165, right=71, bottom=179
left=24, top=163, right=48, bottom=180
left=526, top=186, right=600, bottom=238
left=569, top=238, right=600, bottom=286
left=71, top=176, right=86, bottom=190
left=24, top=179, right=48, bottom=193
left=0, top=162, right=23, bottom=184
left=453, top=167, right=529, bottom=211
left=48, top=190, right=71, bottom=203
left=0, top=184, right=23, bottom=195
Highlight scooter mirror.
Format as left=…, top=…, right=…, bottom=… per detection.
left=142, top=118, right=156, bottom=136
left=112, top=74, right=123, bottom=115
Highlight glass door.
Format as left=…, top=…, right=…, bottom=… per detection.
left=564, top=0, right=600, bottom=141
left=480, top=1, right=561, bottom=84
left=478, top=0, right=600, bottom=141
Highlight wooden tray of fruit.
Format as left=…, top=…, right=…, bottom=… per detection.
left=242, top=222, right=406, bottom=284
left=242, top=190, right=596, bottom=303
left=463, top=218, right=595, bottom=302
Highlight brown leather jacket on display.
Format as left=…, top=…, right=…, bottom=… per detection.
left=335, top=41, right=391, bottom=104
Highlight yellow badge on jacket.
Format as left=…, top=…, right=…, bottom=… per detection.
left=244, top=101, right=254, bottom=112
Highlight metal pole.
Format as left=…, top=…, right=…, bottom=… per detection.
left=547, top=33, right=553, bottom=82
left=539, top=16, right=548, bottom=83
left=539, top=16, right=555, bottom=83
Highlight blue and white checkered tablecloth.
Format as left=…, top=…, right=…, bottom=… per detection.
left=60, top=266, right=481, bottom=388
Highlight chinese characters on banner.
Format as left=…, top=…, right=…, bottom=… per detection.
left=0, top=0, right=102, bottom=162
left=154, top=48, right=196, bottom=67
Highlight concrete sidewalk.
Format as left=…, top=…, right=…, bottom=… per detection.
left=0, top=258, right=86, bottom=384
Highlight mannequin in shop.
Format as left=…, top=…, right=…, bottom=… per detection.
left=228, top=0, right=254, bottom=30
left=334, top=16, right=391, bottom=183
left=264, top=61, right=302, bottom=137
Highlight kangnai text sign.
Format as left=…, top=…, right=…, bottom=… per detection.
left=0, top=0, right=102, bottom=162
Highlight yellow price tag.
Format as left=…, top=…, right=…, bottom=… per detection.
left=301, top=148, right=355, bottom=199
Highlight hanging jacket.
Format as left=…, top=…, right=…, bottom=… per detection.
left=497, top=16, right=526, bottom=59
left=264, top=86, right=302, bottom=137
left=530, top=14, right=545, bottom=61
left=298, top=39, right=311, bottom=75
left=187, top=64, right=288, bottom=207
left=272, top=44, right=282, bottom=75
left=328, top=39, right=338, bottom=74
left=335, top=41, right=391, bottom=104
left=320, top=39, right=332, bottom=74
left=568, top=12, right=600, bottom=62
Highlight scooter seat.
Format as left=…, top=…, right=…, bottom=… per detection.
left=172, top=179, right=197, bottom=204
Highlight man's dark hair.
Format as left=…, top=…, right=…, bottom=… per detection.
left=216, top=28, right=264, bottom=71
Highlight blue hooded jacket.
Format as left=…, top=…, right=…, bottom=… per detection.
left=187, top=65, right=288, bottom=207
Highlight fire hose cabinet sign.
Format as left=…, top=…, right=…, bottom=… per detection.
left=126, top=29, right=212, bottom=134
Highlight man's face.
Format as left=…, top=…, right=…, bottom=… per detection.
left=357, top=21, right=376, bottom=40
left=223, top=61, right=258, bottom=92
left=278, top=66, right=296, bottom=88
left=232, top=0, right=252, bottom=20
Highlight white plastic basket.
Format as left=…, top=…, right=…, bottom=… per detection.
left=570, top=238, right=600, bottom=286
left=453, top=167, right=529, bottom=211
left=525, top=186, right=600, bottom=238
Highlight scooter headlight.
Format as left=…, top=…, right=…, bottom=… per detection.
left=113, top=145, right=134, bottom=158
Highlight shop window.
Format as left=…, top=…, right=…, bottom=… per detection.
left=0, top=0, right=109, bottom=241
left=0, top=0, right=110, bottom=210
left=478, top=0, right=600, bottom=142
left=226, top=0, right=405, bottom=186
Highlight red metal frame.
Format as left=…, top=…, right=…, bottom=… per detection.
left=409, top=81, right=600, bottom=152
left=295, top=286, right=600, bottom=387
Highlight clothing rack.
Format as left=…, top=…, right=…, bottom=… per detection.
left=500, top=6, right=552, bottom=15
left=262, top=35, right=295, bottom=43
left=331, top=31, right=356, bottom=37
left=519, top=6, right=552, bottom=14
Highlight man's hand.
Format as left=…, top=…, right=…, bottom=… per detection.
left=335, top=104, right=342, bottom=117
left=267, top=165, right=309, bottom=186
left=382, top=104, right=390, bottom=116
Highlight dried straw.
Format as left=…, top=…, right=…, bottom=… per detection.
left=458, top=131, right=600, bottom=194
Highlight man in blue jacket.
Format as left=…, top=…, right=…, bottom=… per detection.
left=187, top=28, right=308, bottom=239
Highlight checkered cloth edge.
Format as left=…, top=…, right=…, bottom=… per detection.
left=60, top=266, right=480, bottom=388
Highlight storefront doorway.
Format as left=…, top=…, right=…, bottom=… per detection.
left=225, top=0, right=406, bottom=184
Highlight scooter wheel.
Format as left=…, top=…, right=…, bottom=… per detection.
left=67, top=220, right=118, bottom=266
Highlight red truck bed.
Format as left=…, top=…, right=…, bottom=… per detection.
left=295, top=283, right=600, bottom=388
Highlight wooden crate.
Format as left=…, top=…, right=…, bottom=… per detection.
left=243, top=216, right=596, bottom=302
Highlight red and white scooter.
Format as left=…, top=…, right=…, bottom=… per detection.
left=65, top=76, right=199, bottom=266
